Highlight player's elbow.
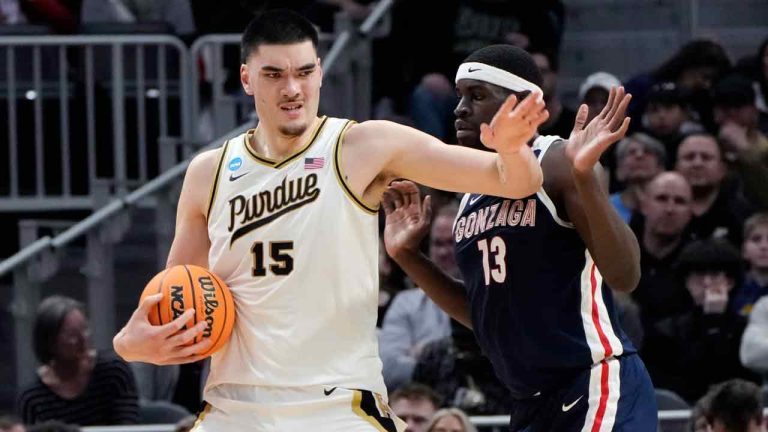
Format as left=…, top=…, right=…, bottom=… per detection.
left=606, top=267, right=640, bottom=293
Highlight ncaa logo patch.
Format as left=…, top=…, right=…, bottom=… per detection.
left=228, top=157, right=242, bottom=172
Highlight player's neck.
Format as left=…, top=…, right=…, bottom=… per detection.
left=642, top=229, right=683, bottom=260
left=250, top=117, right=322, bottom=161
left=690, top=184, right=719, bottom=216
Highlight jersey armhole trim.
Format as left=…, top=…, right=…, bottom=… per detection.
left=333, top=120, right=380, bottom=215
left=205, top=139, right=231, bottom=222
left=535, top=136, right=575, bottom=229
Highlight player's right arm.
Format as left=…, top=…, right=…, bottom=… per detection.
left=382, top=181, right=472, bottom=329
left=113, top=149, right=221, bottom=364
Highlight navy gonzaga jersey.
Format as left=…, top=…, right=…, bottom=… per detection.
left=453, top=135, right=636, bottom=398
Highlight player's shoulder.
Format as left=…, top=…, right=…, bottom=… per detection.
left=189, top=146, right=225, bottom=174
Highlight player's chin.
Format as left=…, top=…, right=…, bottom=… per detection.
left=456, top=131, right=481, bottom=149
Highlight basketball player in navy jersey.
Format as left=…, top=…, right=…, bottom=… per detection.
left=383, top=45, right=658, bottom=430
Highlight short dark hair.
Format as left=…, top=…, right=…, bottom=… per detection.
left=705, top=379, right=764, bottom=431
left=712, top=74, right=756, bottom=108
left=654, top=39, right=731, bottom=83
left=678, top=132, right=724, bottom=160
left=675, top=239, right=743, bottom=286
left=390, top=383, right=442, bottom=408
left=33, top=295, right=85, bottom=364
left=463, top=45, right=544, bottom=89
left=240, top=9, right=319, bottom=64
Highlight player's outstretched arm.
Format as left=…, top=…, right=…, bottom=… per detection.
left=345, top=92, right=547, bottom=201
left=558, top=86, right=641, bottom=292
left=113, top=150, right=220, bottom=364
left=382, top=181, right=472, bottom=328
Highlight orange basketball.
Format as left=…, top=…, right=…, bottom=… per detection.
left=140, top=264, right=235, bottom=357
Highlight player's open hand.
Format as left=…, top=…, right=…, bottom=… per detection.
left=566, top=86, right=631, bottom=176
left=113, top=293, right=212, bottom=365
left=480, top=91, right=548, bottom=155
left=382, top=181, right=432, bottom=261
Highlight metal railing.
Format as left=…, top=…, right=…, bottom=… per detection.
left=0, top=35, right=191, bottom=209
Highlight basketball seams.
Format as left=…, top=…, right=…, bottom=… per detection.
left=183, top=265, right=199, bottom=344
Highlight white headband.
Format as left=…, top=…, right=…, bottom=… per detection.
left=455, top=62, right=543, bottom=94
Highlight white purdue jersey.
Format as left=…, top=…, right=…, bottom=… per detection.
left=204, top=117, right=386, bottom=401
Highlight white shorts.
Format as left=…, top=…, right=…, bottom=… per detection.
left=191, top=385, right=407, bottom=432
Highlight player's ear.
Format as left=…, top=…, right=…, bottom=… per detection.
left=241, top=64, right=253, bottom=96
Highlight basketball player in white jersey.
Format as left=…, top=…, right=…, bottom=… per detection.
left=112, top=10, right=548, bottom=432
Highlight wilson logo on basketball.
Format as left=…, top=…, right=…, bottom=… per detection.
left=140, top=265, right=236, bottom=358
left=199, top=276, right=219, bottom=338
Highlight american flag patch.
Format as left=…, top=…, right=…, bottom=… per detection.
left=304, top=157, right=325, bottom=169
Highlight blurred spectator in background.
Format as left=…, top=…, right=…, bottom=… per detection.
left=642, top=82, right=704, bottom=159
left=675, top=133, right=754, bottom=245
left=690, top=391, right=713, bottom=432
left=610, top=132, right=666, bottom=222
left=740, top=295, right=768, bottom=382
left=378, top=236, right=408, bottom=327
left=626, top=39, right=732, bottom=132
left=390, top=383, right=441, bottom=432
left=712, top=74, right=768, bottom=209
left=0, top=0, right=26, bottom=24
left=735, top=36, right=768, bottom=135
left=732, top=213, right=768, bottom=318
left=80, top=0, right=195, bottom=36
left=16, top=296, right=138, bottom=426
left=425, top=408, right=477, bottom=432
left=632, top=172, right=694, bottom=332
left=379, top=203, right=455, bottom=391
left=643, top=239, right=760, bottom=403
left=0, top=415, right=24, bottom=432
left=579, top=71, right=622, bottom=124
left=532, top=50, right=576, bottom=138
left=413, top=320, right=511, bottom=416
left=703, top=379, right=765, bottom=432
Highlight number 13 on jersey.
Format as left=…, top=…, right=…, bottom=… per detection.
left=477, top=236, right=506, bottom=285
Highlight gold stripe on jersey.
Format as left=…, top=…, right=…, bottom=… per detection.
left=242, top=116, right=329, bottom=168
left=190, top=402, right=212, bottom=432
left=333, top=121, right=379, bottom=215
left=351, top=390, right=398, bottom=432
left=205, top=140, right=231, bottom=222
